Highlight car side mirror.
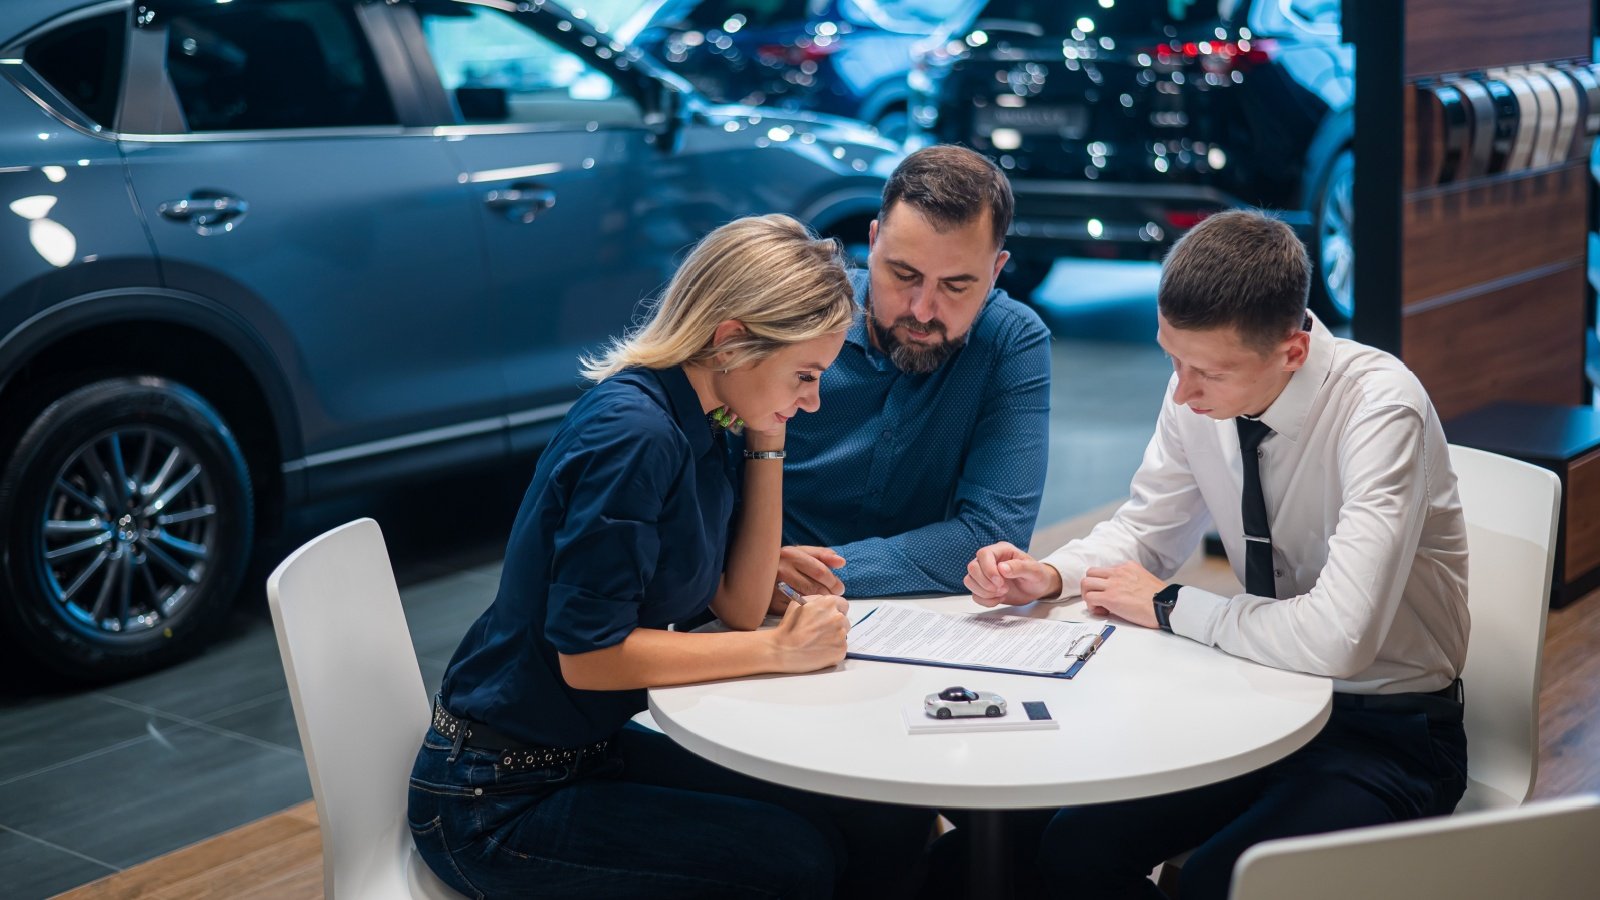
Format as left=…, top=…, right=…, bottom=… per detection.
left=455, top=86, right=509, bottom=122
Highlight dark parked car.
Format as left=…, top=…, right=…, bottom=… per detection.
left=910, top=0, right=1353, bottom=318
left=0, top=0, right=900, bottom=680
left=621, top=0, right=983, bottom=141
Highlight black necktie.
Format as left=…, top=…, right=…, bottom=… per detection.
left=1235, top=417, right=1277, bottom=599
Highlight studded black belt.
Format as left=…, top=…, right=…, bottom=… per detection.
left=431, top=698, right=610, bottom=770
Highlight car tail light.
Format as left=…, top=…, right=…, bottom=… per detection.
left=758, top=41, right=842, bottom=66
left=1143, top=38, right=1276, bottom=75
left=1165, top=210, right=1212, bottom=230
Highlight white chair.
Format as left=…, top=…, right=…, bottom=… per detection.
left=267, top=518, right=461, bottom=899
left=1448, top=444, right=1561, bottom=811
left=1229, top=794, right=1600, bottom=900
left=1161, top=445, right=1562, bottom=889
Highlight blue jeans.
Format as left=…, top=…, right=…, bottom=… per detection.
left=408, top=722, right=933, bottom=899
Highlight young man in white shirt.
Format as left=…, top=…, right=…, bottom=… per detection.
left=963, top=210, right=1470, bottom=900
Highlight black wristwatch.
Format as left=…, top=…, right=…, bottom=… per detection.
left=1153, top=584, right=1183, bottom=632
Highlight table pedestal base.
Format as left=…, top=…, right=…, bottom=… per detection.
left=966, top=810, right=1013, bottom=900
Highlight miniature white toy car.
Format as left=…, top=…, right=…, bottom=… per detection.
left=924, top=686, right=1007, bottom=719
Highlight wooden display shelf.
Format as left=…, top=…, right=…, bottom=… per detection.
left=1402, top=162, right=1588, bottom=308
left=1402, top=265, right=1586, bottom=421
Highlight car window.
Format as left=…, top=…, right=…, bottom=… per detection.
left=163, top=1, right=397, bottom=132
left=23, top=11, right=127, bottom=129
left=568, top=0, right=653, bottom=34
left=417, top=4, right=644, bottom=128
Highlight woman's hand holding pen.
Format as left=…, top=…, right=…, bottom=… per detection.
left=769, top=592, right=850, bottom=672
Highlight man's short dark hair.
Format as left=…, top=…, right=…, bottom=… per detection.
left=879, top=144, right=1013, bottom=249
left=1157, top=209, right=1311, bottom=353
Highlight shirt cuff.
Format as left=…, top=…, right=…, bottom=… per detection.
left=1168, top=585, right=1230, bottom=645
left=1033, top=563, right=1072, bottom=602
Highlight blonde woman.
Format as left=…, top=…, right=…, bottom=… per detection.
left=408, top=216, right=932, bottom=899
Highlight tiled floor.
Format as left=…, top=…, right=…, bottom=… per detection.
left=0, top=260, right=1175, bottom=898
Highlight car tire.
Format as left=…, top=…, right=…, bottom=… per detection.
left=936, top=707, right=953, bottom=719
left=1309, top=148, right=1355, bottom=324
left=985, top=705, right=1001, bottom=717
left=999, top=256, right=1054, bottom=302
left=0, top=377, right=254, bottom=682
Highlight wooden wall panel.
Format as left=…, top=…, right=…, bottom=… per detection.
left=1403, top=85, right=1420, bottom=194
left=1406, top=0, right=1590, bottom=77
left=1401, top=266, right=1587, bottom=421
left=1568, top=448, right=1600, bottom=582
left=1402, top=163, right=1588, bottom=307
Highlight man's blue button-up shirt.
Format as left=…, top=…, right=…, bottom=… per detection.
left=782, top=271, right=1052, bottom=596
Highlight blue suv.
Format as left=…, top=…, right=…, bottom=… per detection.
left=0, top=0, right=901, bottom=680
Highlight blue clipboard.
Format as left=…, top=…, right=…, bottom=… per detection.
left=844, top=608, right=1116, bottom=679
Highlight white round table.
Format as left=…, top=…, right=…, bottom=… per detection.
left=648, top=595, right=1331, bottom=898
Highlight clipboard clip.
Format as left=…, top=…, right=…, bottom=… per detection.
left=1067, top=631, right=1104, bottom=662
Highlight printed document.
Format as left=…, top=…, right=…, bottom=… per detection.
left=847, top=606, right=1104, bottom=675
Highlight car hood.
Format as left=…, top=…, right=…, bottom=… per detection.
left=696, top=103, right=902, bottom=153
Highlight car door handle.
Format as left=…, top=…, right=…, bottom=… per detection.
left=484, top=183, right=556, bottom=224
left=157, top=191, right=249, bottom=236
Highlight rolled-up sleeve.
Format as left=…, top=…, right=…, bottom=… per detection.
left=544, top=434, right=673, bottom=655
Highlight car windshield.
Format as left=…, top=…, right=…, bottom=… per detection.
left=564, top=0, right=660, bottom=33
left=975, top=0, right=1224, bottom=33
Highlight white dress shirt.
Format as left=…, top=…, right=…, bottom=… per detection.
left=1041, top=316, right=1469, bottom=694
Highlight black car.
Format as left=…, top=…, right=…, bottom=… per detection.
left=622, top=0, right=984, bottom=141
left=0, top=0, right=901, bottom=681
left=911, top=0, right=1353, bottom=319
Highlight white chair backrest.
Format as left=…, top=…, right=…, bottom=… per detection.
left=1447, top=445, right=1561, bottom=811
left=1230, top=795, right=1600, bottom=900
left=267, top=518, right=457, bottom=899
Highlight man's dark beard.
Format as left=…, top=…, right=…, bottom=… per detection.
left=870, top=314, right=965, bottom=374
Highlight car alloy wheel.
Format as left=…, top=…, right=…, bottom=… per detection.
left=40, top=427, right=220, bottom=639
left=985, top=705, right=1001, bottom=717
left=1315, top=150, right=1356, bottom=322
left=937, top=707, right=953, bottom=719
left=0, top=377, right=253, bottom=680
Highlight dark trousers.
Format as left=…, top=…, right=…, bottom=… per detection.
left=409, top=721, right=934, bottom=899
left=1033, top=702, right=1469, bottom=900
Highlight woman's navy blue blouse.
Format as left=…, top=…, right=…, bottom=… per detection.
left=438, top=366, right=734, bottom=747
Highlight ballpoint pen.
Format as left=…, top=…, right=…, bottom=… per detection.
left=776, top=581, right=808, bottom=606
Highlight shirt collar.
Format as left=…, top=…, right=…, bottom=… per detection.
left=649, top=364, right=715, bottom=458
left=1257, top=312, right=1334, bottom=443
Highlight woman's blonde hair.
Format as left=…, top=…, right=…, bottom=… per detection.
left=580, top=214, right=856, bottom=382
